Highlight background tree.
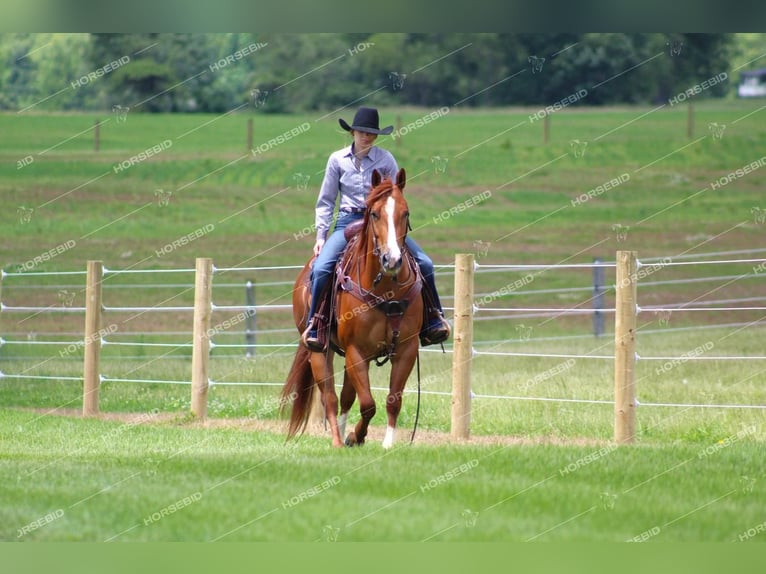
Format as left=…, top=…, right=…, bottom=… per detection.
left=0, top=33, right=748, bottom=113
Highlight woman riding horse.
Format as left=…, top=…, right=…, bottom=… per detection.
left=301, top=106, right=450, bottom=351
left=284, top=168, right=425, bottom=447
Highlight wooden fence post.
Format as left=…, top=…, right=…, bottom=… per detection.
left=451, top=253, right=474, bottom=441
left=191, top=257, right=213, bottom=419
left=614, top=250, right=637, bottom=443
left=82, top=260, right=103, bottom=416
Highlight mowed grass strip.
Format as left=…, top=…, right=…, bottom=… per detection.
left=1, top=408, right=762, bottom=542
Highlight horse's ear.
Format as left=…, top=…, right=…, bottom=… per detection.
left=371, top=169, right=382, bottom=188
left=396, top=168, right=406, bottom=192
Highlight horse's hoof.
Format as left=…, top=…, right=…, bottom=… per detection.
left=344, top=433, right=357, bottom=447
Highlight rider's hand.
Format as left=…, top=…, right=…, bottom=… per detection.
left=312, top=239, right=325, bottom=257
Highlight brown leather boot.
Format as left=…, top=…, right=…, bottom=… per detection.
left=420, top=311, right=450, bottom=347
left=301, top=317, right=324, bottom=352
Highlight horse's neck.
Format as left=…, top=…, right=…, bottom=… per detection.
left=352, top=230, right=379, bottom=290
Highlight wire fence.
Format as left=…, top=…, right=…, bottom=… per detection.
left=1, top=248, right=765, bottom=423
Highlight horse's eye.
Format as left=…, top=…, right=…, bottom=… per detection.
left=370, top=212, right=379, bottom=220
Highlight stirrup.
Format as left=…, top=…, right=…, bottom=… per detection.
left=420, top=317, right=450, bottom=347
left=301, top=318, right=324, bottom=352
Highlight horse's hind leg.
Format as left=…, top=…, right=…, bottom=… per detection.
left=309, top=350, right=344, bottom=448
left=338, top=367, right=356, bottom=440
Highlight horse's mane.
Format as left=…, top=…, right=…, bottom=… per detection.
left=365, top=177, right=395, bottom=209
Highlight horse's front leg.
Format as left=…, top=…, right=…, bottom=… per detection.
left=343, top=346, right=375, bottom=447
left=309, top=350, right=343, bottom=448
left=383, top=342, right=419, bottom=449
left=338, top=366, right=356, bottom=440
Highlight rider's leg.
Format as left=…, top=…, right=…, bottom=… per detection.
left=405, top=237, right=450, bottom=346
left=302, top=215, right=358, bottom=350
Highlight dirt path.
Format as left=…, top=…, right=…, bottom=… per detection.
left=16, top=406, right=608, bottom=448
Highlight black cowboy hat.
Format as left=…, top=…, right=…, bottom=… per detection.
left=338, top=106, right=393, bottom=135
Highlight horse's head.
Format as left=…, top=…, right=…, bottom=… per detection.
left=365, top=168, right=410, bottom=276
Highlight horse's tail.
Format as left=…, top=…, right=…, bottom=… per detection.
left=281, top=344, right=315, bottom=439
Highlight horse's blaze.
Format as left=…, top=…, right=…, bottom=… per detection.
left=383, top=195, right=402, bottom=272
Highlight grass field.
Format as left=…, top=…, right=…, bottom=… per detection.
left=1, top=103, right=765, bottom=542
left=2, top=408, right=764, bottom=542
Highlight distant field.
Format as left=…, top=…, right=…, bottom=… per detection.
left=2, top=101, right=765, bottom=270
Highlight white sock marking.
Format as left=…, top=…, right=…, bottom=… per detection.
left=382, top=425, right=395, bottom=449
left=338, top=412, right=347, bottom=438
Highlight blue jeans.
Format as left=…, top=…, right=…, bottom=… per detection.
left=307, top=213, right=443, bottom=320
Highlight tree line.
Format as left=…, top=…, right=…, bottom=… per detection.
left=0, top=33, right=754, bottom=113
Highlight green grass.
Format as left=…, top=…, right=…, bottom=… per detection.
left=1, top=105, right=765, bottom=542
left=2, top=324, right=763, bottom=444
left=1, top=407, right=763, bottom=542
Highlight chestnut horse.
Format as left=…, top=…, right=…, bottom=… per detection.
left=281, top=168, right=423, bottom=448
